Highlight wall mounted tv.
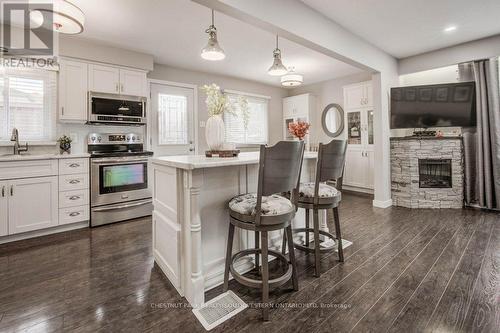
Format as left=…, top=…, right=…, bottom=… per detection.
left=390, top=82, right=476, bottom=129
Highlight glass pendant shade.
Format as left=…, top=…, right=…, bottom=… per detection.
left=30, top=0, right=85, bottom=34
left=268, top=35, right=287, bottom=76
left=201, top=10, right=225, bottom=61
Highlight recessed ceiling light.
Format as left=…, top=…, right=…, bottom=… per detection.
left=444, top=26, right=457, bottom=33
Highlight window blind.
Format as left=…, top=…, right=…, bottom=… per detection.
left=0, top=68, right=56, bottom=142
left=158, top=93, right=188, bottom=145
left=224, top=93, right=268, bottom=145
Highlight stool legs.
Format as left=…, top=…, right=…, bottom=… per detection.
left=281, top=230, right=287, bottom=255
left=305, top=209, right=310, bottom=247
left=333, top=207, right=344, bottom=262
left=255, top=231, right=260, bottom=271
left=223, top=223, right=235, bottom=292
left=261, top=231, right=269, bottom=321
left=286, top=225, right=299, bottom=291
left=313, top=209, right=321, bottom=277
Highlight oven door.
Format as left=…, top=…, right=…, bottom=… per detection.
left=91, top=157, right=150, bottom=207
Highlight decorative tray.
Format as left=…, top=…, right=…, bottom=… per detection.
left=205, top=150, right=240, bottom=158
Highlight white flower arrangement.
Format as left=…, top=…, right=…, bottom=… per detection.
left=201, top=83, right=250, bottom=127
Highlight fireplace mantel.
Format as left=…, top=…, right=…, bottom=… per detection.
left=390, top=137, right=464, bottom=209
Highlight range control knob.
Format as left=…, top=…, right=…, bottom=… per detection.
left=97, top=136, right=102, bottom=142
left=126, top=136, right=130, bottom=141
left=91, top=136, right=96, bottom=142
left=132, top=136, right=136, bottom=141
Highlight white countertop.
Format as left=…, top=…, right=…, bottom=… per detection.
left=0, top=152, right=90, bottom=162
left=150, top=151, right=318, bottom=170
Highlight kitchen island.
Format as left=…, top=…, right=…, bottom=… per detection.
left=150, top=151, right=326, bottom=306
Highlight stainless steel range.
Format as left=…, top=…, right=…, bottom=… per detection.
left=88, top=132, right=153, bottom=227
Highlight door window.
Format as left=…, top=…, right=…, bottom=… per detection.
left=158, top=94, right=188, bottom=145
left=347, top=111, right=362, bottom=145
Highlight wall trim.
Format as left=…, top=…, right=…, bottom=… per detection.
left=372, top=199, right=393, bottom=208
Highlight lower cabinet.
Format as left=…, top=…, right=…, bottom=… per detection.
left=8, top=176, right=59, bottom=234
left=0, top=181, right=8, bottom=236
left=343, top=148, right=374, bottom=190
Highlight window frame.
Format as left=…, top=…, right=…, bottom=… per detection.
left=223, top=89, right=270, bottom=148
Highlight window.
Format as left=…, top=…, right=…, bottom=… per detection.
left=158, top=94, right=188, bottom=145
left=224, top=92, right=269, bottom=145
left=0, top=68, right=56, bottom=142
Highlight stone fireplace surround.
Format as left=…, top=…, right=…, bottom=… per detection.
left=390, top=137, right=464, bottom=209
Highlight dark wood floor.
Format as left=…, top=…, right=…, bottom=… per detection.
left=0, top=193, right=498, bottom=333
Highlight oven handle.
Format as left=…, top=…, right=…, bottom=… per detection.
left=92, top=199, right=152, bottom=212
left=91, top=157, right=149, bottom=164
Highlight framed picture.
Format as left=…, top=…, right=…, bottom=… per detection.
left=435, top=87, right=449, bottom=102
left=453, top=85, right=472, bottom=102
left=418, top=88, right=433, bottom=102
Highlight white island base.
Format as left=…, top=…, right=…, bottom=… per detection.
left=150, top=152, right=344, bottom=307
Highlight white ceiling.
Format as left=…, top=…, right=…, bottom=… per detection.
left=67, top=0, right=362, bottom=87
left=302, top=0, right=500, bottom=59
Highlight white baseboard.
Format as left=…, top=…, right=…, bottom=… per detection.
left=372, top=199, right=393, bottom=208
left=0, top=221, right=89, bottom=244
left=342, top=184, right=374, bottom=195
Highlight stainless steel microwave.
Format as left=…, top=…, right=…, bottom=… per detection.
left=88, top=93, right=147, bottom=125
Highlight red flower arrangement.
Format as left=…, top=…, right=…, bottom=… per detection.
left=288, top=120, right=310, bottom=140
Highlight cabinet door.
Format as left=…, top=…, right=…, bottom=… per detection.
left=366, top=150, right=375, bottom=189
left=283, top=97, right=293, bottom=118
left=88, top=64, right=120, bottom=94
left=59, top=59, right=88, bottom=123
left=346, top=111, right=363, bottom=146
left=0, top=181, right=8, bottom=236
left=364, top=82, right=373, bottom=108
left=293, top=94, right=309, bottom=117
left=8, top=176, right=58, bottom=234
left=119, top=69, right=147, bottom=97
left=344, top=85, right=364, bottom=109
left=343, top=149, right=367, bottom=188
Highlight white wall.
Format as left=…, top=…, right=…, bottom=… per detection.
left=148, top=64, right=289, bottom=152
left=288, top=72, right=372, bottom=144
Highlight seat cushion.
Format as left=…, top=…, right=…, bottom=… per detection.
left=229, top=193, right=294, bottom=217
left=299, top=182, right=339, bottom=198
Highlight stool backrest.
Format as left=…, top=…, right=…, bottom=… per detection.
left=314, top=139, right=347, bottom=198
left=255, top=141, right=305, bottom=224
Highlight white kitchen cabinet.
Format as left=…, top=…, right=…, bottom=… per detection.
left=120, top=69, right=147, bottom=96
left=88, top=64, right=147, bottom=97
left=89, top=64, right=121, bottom=94
left=283, top=94, right=316, bottom=144
left=344, top=81, right=372, bottom=109
left=8, top=176, right=59, bottom=234
left=0, top=181, right=8, bottom=236
left=59, top=59, right=88, bottom=123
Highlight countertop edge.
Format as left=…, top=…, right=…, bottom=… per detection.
left=0, top=153, right=90, bottom=162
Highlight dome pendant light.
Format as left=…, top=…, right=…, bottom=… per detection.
left=201, top=10, right=226, bottom=61
left=268, top=35, right=288, bottom=76
left=30, top=0, right=85, bottom=34
left=281, top=67, right=303, bottom=87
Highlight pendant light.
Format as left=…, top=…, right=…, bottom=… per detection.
left=268, top=35, right=287, bottom=76
left=281, top=67, right=303, bottom=87
left=201, top=10, right=226, bottom=61
left=30, top=0, right=85, bottom=34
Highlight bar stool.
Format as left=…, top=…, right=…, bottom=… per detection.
left=285, top=139, right=347, bottom=277
left=223, top=141, right=305, bottom=321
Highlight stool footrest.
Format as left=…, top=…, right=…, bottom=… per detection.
left=230, top=248, right=293, bottom=289
left=292, top=228, right=337, bottom=253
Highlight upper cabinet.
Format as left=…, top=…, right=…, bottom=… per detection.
left=89, top=64, right=147, bottom=97
left=59, top=59, right=88, bottom=123
left=344, top=81, right=372, bottom=109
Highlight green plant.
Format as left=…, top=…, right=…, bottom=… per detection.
left=57, top=135, right=72, bottom=145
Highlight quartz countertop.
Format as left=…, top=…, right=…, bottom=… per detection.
left=150, top=151, right=318, bottom=170
left=0, top=152, right=90, bottom=162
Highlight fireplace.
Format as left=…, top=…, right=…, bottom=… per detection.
left=418, top=159, right=452, bottom=188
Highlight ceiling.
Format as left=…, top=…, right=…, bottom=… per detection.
left=301, top=0, right=500, bottom=59
left=65, top=0, right=362, bottom=87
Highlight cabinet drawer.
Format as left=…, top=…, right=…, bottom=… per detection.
left=59, top=173, right=89, bottom=191
left=59, top=189, right=89, bottom=208
left=0, top=159, right=58, bottom=180
left=59, top=205, right=89, bottom=225
left=59, top=158, right=88, bottom=175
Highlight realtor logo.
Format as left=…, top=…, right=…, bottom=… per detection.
left=1, top=2, right=54, bottom=57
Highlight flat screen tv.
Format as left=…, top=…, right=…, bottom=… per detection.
left=390, top=82, right=476, bottom=129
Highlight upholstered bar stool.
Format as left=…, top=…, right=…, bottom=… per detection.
left=223, top=141, right=305, bottom=321
left=285, top=139, right=347, bottom=278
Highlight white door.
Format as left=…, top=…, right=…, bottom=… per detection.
left=344, top=149, right=367, bottom=188
left=8, top=176, right=58, bottom=234
left=59, top=59, right=88, bottom=123
left=120, top=69, right=147, bottom=97
left=150, top=83, right=196, bottom=156
left=0, top=181, right=8, bottom=236
left=88, top=64, right=120, bottom=94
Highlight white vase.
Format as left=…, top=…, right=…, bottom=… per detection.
left=205, top=115, right=225, bottom=151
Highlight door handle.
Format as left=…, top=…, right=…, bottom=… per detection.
left=1, top=186, right=4, bottom=197
left=10, top=185, right=13, bottom=196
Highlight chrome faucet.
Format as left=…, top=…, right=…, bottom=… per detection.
left=10, top=128, right=28, bottom=155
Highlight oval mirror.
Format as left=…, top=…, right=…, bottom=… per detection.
left=321, top=103, right=344, bottom=138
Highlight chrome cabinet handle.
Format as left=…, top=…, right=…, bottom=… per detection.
left=115, top=83, right=119, bottom=92
left=69, top=195, right=81, bottom=200
left=10, top=185, right=13, bottom=196
left=69, top=212, right=81, bottom=217
left=121, top=83, right=124, bottom=92
left=61, top=106, right=65, bottom=115
left=69, top=163, right=80, bottom=168
left=1, top=186, right=4, bottom=197
left=69, top=179, right=80, bottom=184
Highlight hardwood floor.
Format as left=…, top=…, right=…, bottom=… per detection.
left=0, top=193, right=498, bottom=332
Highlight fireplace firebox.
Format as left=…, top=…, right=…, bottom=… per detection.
left=418, top=159, right=452, bottom=188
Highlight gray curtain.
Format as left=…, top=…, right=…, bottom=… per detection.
left=463, top=58, right=500, bottom=209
